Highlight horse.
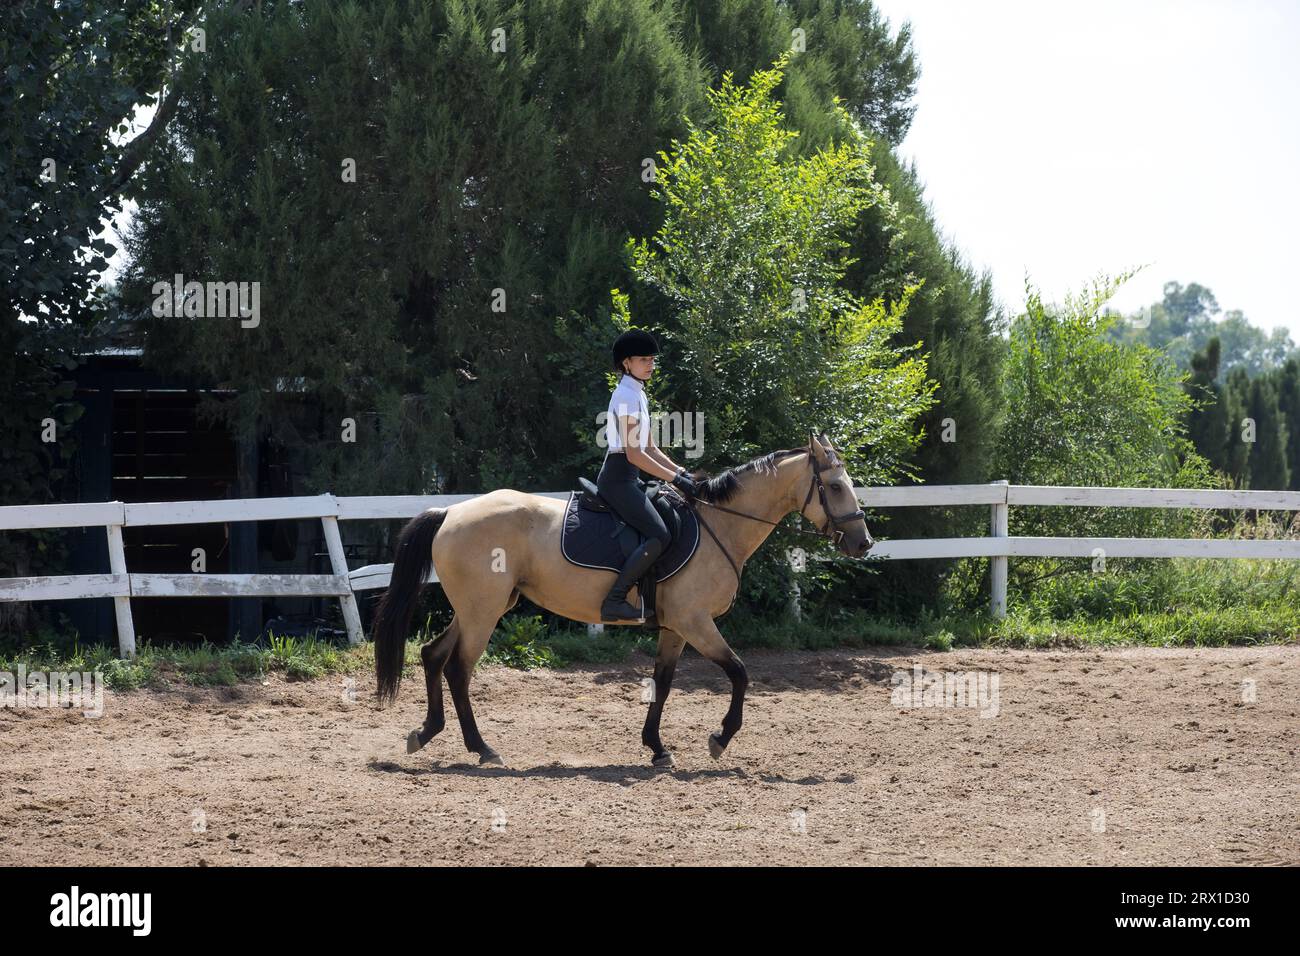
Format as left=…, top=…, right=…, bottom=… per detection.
left=371, top=432, right=873, bottom=767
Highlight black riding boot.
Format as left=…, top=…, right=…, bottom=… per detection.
left=601, top=537, right=665, bottom=622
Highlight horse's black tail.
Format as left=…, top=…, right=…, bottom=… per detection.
left=373, top=508, right=447, bottom=704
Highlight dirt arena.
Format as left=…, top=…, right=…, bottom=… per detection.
left=2, top=644, right=1296, bottom=866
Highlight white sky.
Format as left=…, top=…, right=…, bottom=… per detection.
left=869, top=0, right=1300, bottom=337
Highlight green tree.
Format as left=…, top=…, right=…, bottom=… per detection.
left=618, top=56, right=935, bottom=617
left=1191, top=346, right=1296, bottom=490
left=1001, top=274, right=1205, bottom=488
left=1109, top=280, right=1295, bottom=378
left=1244, top=376, right=1290, bottom=490
left=667, top=1, right=1002, bottom=486
left=1184, top=338, right=1231, bottom=475
left=676, top=0, right=920, bottom=147
left=1276, top=359, right=1300, bottom=490
left=648, top=1, right=1003, bottom=617
left=834, top=146, right=1005, bottom=613
left=995, top=273, right=1214, bottom=605
left=623, top=56, right=934, bottom=483
left=1215, top=311, right=1295, bottom=378
left=122, top=0, right=708, bottom=495
left=1222, top=367, right=1253, bottom=482
left=1, top=0, right=205, bottom=637
left=2, top=0, right=204, bottom=329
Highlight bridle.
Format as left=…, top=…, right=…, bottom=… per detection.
left=687, top=447, right=865, bottom=544
left=679, top=446, right=867, bottom=617
left=797, top=448, right=868, bottom=546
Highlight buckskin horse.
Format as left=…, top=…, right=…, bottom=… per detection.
left=372, top=432, right=872, bottom=767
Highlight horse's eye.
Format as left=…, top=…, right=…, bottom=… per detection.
left=829, top=482, right=841, bottom=492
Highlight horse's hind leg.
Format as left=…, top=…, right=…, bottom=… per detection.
left=444, top=633, right=502, bottom=766
left=443, top=596, right=517, bottom=767
left=407, top=617, right=460, bottom=754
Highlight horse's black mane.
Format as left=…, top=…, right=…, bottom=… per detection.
left=689, top=447, right=810, bottom=504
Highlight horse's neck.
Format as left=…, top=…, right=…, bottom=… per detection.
left=707, top=454, right=808, bottom=567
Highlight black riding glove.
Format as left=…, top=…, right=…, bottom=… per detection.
left=672, top=472, right=699, bottom=497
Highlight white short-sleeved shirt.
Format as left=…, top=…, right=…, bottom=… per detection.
left=606, top=374, right=650, bottom=451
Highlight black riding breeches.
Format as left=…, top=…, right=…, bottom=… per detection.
left=597, top=452, right=671, bottom=553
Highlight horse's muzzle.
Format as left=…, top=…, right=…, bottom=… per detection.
left=838, top=530, right=873, bottom=558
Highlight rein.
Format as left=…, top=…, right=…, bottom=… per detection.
left=677, top=449, right=867, bottom=615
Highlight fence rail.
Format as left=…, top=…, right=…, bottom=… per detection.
left=3, top=483, right=1297, bottom=657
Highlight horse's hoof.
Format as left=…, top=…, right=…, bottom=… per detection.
left=406, top=730, right=423, bottom=754
left=479, top=751, right=505, bottom=767
left=652, top=751, right=675, bottom=769
left=708, top=732, right=726, bottom=760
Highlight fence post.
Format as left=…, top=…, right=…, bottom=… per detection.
left=990, top=480, right=1009, bottom=619
left=321, top=515, right=365, bottom=645
left=105, top=522, right=137, bottom=658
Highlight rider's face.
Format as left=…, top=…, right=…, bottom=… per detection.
left=626, top=354, right=655, bottom=378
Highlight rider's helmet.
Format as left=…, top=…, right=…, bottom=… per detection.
left=612, top=329, right=659, bottom=373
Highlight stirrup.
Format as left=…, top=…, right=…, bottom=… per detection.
left=601, top=596, right=645, bottom=623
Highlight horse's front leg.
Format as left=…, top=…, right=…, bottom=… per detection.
left=709, top=649, right=748, bottom=759
left=642, top=628, right=686, bottom=767
left=676, top=614, right=748, bottom=759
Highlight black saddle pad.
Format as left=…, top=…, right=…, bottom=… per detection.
left=560, top=490, right=700, bottom=582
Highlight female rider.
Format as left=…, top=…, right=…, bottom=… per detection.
left=599, top=330, right=699, bottom=621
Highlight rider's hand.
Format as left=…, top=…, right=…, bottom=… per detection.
left=672, top=472, right=699, bottom=497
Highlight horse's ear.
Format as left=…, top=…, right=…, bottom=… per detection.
left=815, top=433, right=843, bottom=467
left=808, top=430, right=828, bottom=464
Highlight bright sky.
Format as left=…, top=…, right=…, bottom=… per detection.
left=870, top=0, right=1300, bottom=337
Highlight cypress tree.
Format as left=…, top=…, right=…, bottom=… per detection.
left=1185, top=338, right=1230, bottom=474
left=1245, top=375, right=1290, bottom=490
left=1276, top=359, right=1300, bottom=490
left=1223, top=367, right=1253, bottom=484
left=123, top=0, right=707, bottom=495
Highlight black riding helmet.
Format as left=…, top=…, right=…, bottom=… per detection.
left=612, top=329, right=659, bottom=374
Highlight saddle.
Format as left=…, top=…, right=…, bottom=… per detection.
left=560, top=477, right=701, bottom=628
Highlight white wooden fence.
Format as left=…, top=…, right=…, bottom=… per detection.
left=3, top=482, right=1298, bottom=658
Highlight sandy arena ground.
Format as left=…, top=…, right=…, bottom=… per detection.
left=1, top=645, right=1296, bottom=866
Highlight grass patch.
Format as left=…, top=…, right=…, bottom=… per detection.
left=5, top=595, right=1294, bottom=694
left=0, top=640, right=157, bottom=690
left=545, top=626, right=651, bottom=665
left=482, top=615, right=558, bottom=669
left=0, top=631, right=370, bottom=690
left=985, top=603, right=1300, bottom=648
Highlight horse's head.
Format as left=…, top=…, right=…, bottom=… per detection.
left=801, top=432, right=873, bottom=558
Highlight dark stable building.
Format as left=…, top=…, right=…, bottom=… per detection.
left=57, top=348, right=363, bottom=645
